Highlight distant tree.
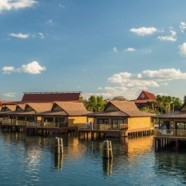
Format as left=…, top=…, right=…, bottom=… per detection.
left=84, top=95, right=107, bottom=112
left=97, top=96, right=106, bottom=111
left=184, top=96, right=186, bottom=104
left=155, top=95, right=182, bottom=113
left=112, top=96, right=128, bottom=101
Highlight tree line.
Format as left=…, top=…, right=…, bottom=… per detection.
left=82, top=95, right=183, bottom=114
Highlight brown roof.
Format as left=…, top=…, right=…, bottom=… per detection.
left=154, top=111, right=186, bottom=119
left=106, top=100, right=154, bottom=117
left=6, top=111, right=36, bottom=116
left=40, top=110, right=68, bottom=116
left=87, top=111, right=128, bottom=117
left=54, top=101, right=90, bottom=116
left=25, top=103, right=53, bottom=113
left=3, top=105, right=17, bottom=112
left=22, top=92, right=81, bottom=102
left=137, top=90, right=156, bottom=101
left=16, top=104, right=26, bottom=111
left=134, top=99, right=156, bottom=104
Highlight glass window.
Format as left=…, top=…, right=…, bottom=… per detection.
left=112, top=119, right=124, bottom=125
left=176, top=122, right=186, bottom=129
left=97, top=118, right=109, bottom=124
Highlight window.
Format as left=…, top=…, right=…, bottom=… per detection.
left=97, top=118, right=109, bottom=124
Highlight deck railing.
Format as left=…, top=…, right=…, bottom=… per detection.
left=78, top=123, right=128, bottom=131
left=154, top=129, right=186, bottom=138
left=2, top=120, right=69, bottom=128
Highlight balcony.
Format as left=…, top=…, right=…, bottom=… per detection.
left=78, top=123, right=128, bottom=131
left=154, top=129, right=186, bottom=138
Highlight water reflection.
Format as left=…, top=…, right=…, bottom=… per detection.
left=3, top=131, right=186, bottom=185
left=54, top=154, right=63, bottom=170
left=103, top=158, right=113, bottom=176
left=155, top=152, right=186, bottom=185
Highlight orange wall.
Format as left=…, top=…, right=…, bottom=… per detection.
left=128, top=117, right=153, bottom=131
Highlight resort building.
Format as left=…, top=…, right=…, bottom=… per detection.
left=153, top=103, right=186, bottom=152
left=0, top=92, right=90, bottom=127
left=21, top=92, right=81, bottom=102
left=88, top=100, right=154, bottom=137
left=132, top=90, right=157, bottom=110
left=154, top=102, right=186, bottom=130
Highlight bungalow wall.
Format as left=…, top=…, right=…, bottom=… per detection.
left=68, top=116, right=88, bottom=125
left=128, top=117, right=153, bottom=131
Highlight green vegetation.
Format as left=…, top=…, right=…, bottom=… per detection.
left=139, top=95, right=183, bottom=114
left=83, top=95, right=106, bottom=112
left=83, top=94, right=183, bottom=114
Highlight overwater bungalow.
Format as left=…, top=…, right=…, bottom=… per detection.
left=153, top=103, right=186, bottom=151
left=153, top=103, right=186, bottom=130
left=0, top=91, right=89, bottom=127
left=87, top=100, right=154, bottom=137
left=0, top=101, right=90, bottom=127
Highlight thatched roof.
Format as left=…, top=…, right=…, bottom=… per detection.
left=40, top=110, right=68, bottom=116
left=25, top=103, right=53, bottom=113
left=88, top=111, right=128, bottom=117
left=108, top=100, right=153, bottom=117
left=89, top=100, right=153, bottom=117
left=3, top=105, right=17, bottom=112
left=16, top=104, right=26, bottom=111
left=54, top=101, right=90, bottom=116
left=154, top=111, right=186, bottom=119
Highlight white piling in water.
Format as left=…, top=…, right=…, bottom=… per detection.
left=55, top=137, right=63, bottom=154
left=103, top=140, right=113, bottom=159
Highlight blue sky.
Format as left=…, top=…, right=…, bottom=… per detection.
left=1, top=0, right=186, bottom=100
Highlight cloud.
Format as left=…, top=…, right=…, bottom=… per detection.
left=38, top=32, right=45, bottom=39
left=2, top=66, right=16, bottom=74
left=0, top=0, right=37, bottom=12
left=157, top=30, right=176, bottom=42
left=9, top=32, right=30, bottom=39
left=179, top=43, right=186, bottom=57
left=21, top=61, right=46, bottom=74
left=3, top=92, right=16, bottom=98
left=112, top=46, right=118, bottom=53
left=89, top=68, right=186, bottom=100
left=180, top=22, right=186, bottom=33
left=108, top=73, right=159, bottom=88
left=125, top=48, right=136, bottom=52
left=130, top=27, right=158, bottom=36
left=108, top=72, right=132, bottom=83
left=142, top=68, right=186, bottom=80
left=2, top=61, right=46, bottom=74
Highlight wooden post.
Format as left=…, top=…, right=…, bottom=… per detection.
left=176, top=140, right=179, bottom=152
left=55, top=137, right=63, bottom=154
left=103, top=140, right=113, bottom=159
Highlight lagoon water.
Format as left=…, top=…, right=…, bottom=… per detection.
left=0, top=131, right=186, bottom=186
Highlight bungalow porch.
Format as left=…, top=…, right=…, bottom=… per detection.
left=153, top=103, right=186, bottom=151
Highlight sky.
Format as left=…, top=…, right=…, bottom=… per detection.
left=1, top=0, right=186, bottom=101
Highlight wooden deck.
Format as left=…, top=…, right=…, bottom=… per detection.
left=1, top=122, right=154, bottom=139
left=1, top=123, right=78, bottom=136
left=78, top=128, right=124, bottom=139
left=154, top=129, right=186, bottom=152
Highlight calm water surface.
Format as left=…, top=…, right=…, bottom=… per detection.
left=0, top=131, right=186, bottom=186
